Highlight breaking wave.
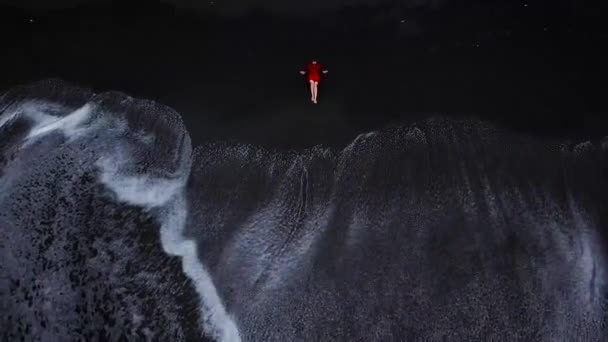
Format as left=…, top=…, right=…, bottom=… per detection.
left=1, top=80, right=607, bottom=341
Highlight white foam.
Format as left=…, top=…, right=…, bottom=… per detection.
left=0, top=109, right=19, bottom=129
left=160, top=197, right=241, bottom=342
left=340, top=131, right=374, bottom=156
left=25, top=103, right=93, bottom=142
left=98, top=156, right=184, bottom=209
left=98, top=150, right=241, bottom=342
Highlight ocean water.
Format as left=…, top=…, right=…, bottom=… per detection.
left=1, top=80, right=607, bottom=341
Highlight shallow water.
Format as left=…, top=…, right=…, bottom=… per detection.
left=1, top=80, right=607, bottom=341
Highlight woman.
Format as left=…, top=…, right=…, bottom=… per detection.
left=300, top=60, right=328, bottom=104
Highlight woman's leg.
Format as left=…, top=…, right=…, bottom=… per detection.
left=309, top=80, right=315, bottom=101
left=312, top=81, right=318, bottom=103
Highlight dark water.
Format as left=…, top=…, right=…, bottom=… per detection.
left=1, top=80, right=607, bottom=341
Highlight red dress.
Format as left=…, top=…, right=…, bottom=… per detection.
left=306, top=63, right=322, bottom=82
